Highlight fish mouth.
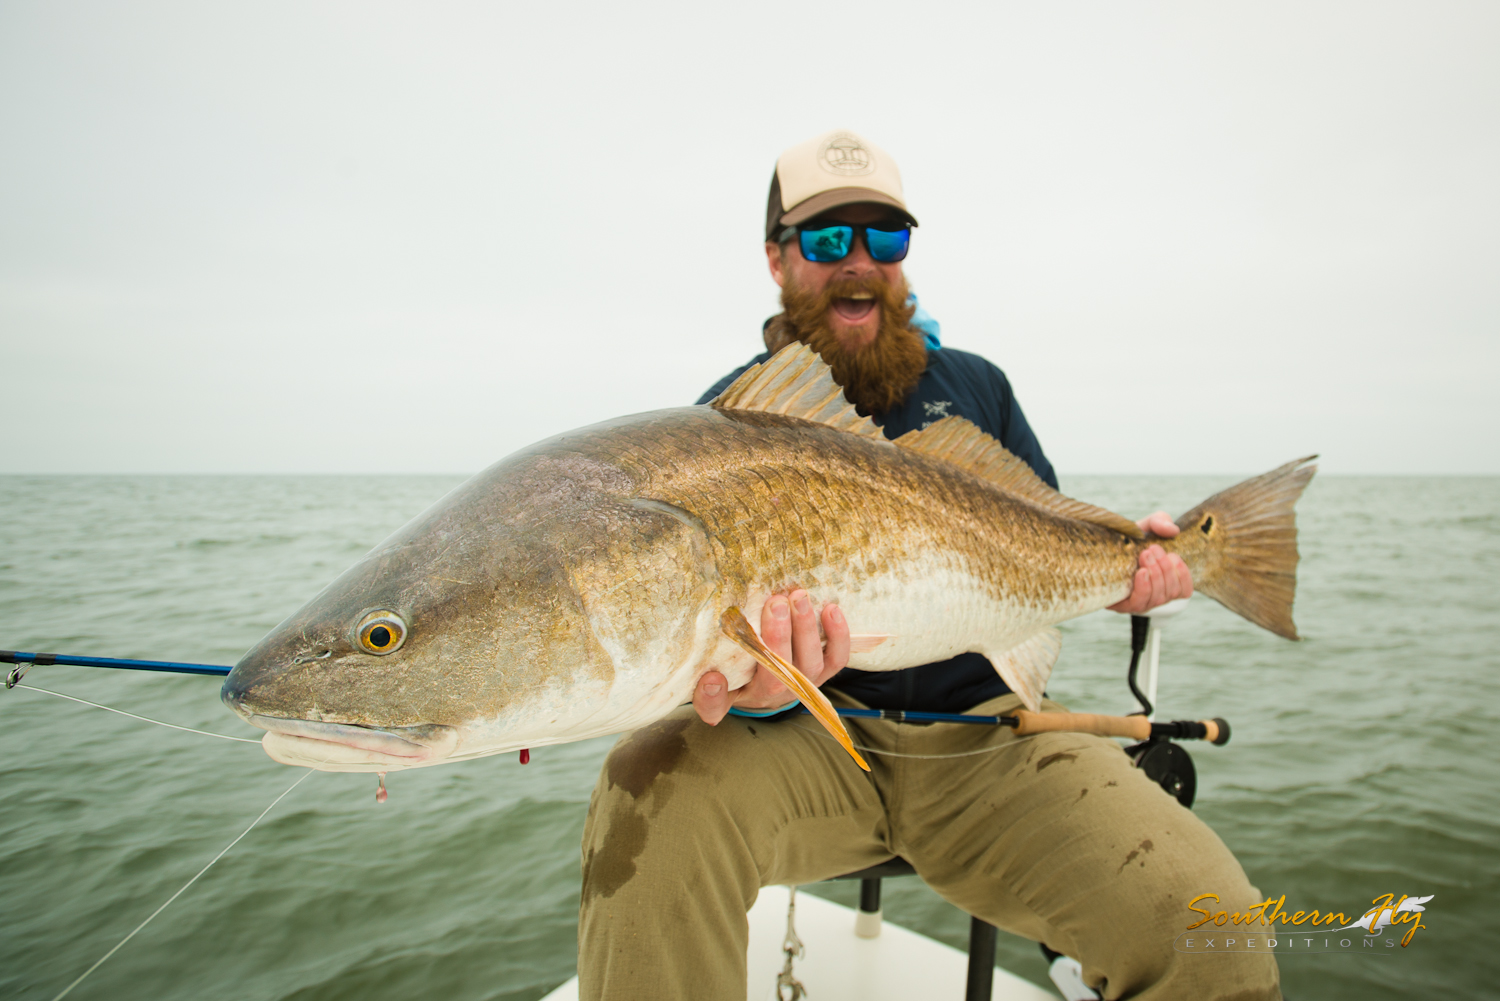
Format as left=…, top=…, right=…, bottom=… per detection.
left=247, top=715, right=460, bottom=771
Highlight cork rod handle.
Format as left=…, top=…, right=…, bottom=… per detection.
left=1010, top=711, right=1225, bottom=744
left=1011, top=710, right=1151, bottom=740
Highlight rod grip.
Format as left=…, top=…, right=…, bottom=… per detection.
left=1011, top=710, right=1151, bottom=741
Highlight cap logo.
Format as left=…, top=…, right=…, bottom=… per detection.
left=818, top=133, right=875, bottom=176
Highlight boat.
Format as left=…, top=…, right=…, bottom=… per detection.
left=540, top=884, right=1060, bottom=1001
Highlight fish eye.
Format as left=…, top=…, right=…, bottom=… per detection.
left=355, top=610, right=407, bottom=655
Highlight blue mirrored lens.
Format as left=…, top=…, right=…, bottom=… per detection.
left=865, top=227, right=911, bottom=262
left=800, top=226, right=854, bottom=262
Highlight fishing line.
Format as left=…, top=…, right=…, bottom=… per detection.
left=47, top=764, right=321, bottom=1001
left=11, top=684, right=262, bottom=744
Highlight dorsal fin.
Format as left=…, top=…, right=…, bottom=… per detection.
left=897, top=416, right=1145, bottom=538
left=710, top=343, right=887, bottom=441
left=711, top=345, right=1144, bottom=538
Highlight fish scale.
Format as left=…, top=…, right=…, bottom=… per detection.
left=618, top=410, right=1133, bottom=614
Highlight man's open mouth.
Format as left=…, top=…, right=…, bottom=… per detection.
left=247, top=715, right=459, bottom=770
left=831, top=293, right=877, bottom=323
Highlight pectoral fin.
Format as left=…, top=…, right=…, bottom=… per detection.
left=720, top=607, right=870, bottom=771
left=983, top=628, right=1063, bottom=713
left=848, top=633, right=893, bottom=654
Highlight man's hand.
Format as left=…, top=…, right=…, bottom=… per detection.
left=1108, top=511, right=1194, bottom=615
left=693, top=589, right=850, bottom=725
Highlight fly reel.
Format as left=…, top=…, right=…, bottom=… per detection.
left=1129, top=739, right=1198, bottom=808
left=1122, top=613, right=1230, bottom=809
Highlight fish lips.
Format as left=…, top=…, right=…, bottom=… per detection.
left=248, top=715, right=460, bottom=771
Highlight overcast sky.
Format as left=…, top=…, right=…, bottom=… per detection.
left=2, top=1, right=1496, bottom=475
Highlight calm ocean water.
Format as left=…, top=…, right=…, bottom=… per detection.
left=1, top=474, right=1495, bottom=1000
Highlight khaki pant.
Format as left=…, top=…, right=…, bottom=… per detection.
left=578, top=692, right=1279, bottom=1000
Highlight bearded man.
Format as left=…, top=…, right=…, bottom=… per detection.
left=576, top=131, right=1281, bottom=1001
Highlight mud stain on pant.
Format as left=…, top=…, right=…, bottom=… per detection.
left=582, top=806, right=648, bottom=904
left=607, top=717, right=692, bottom=798
left=1117, top=838, right=1155, bottom=874
left=584, top=716, right=696, bottom=905
left=1036, top=751, right=1078, bottom=772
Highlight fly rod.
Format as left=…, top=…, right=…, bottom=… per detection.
left=2, top=650, right=1229, bottom=744
left=799, top=705, right=1230, bottom=744
left=2, top=650, right=232, bottom=684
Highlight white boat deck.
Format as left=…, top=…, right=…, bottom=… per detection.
left=541, top=884, right=1058, bottom=1000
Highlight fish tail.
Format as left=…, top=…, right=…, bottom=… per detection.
left=1161, top=456, right=1318, bottom=640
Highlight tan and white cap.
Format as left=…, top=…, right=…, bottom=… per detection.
left=765, top=130, right=917, bottom=240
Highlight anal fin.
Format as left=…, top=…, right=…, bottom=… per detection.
left=983, top=628, right=1062, bottom=712
left=720, top=607, right=870, bottom=771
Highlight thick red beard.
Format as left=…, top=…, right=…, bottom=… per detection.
left=765, top=272, right=927, bottom=416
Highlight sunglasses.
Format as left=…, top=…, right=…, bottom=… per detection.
left=791, top=224, right=911, bottom=264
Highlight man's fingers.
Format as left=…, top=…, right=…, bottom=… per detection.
left=1178, top=556, right=1194, bottom=597
left=693, top=670, right=731, bottom=725
left=1108, top=567, right=1146, bottom=613
left=728, top=590, right=848, bottom=709
left=719, top=595, right=793, bottom=711
left=1132, top=566, right=1150, bottom=610
left=761, top=595, right=793, bottom=662
left=1139, top=510, right=1181, bottom=538
left=1145, top=558, right=1166, bottom=609
left=734, top=663, right=791, bottom=708
left=1111, top=547, right=1160, bottom=614
left=1165, top=553, right=1194, bottom=600
left=788, top=590, right=824, bottom=681
left=1109, top=545, right=1195, bottom=614
left=820, top=604, right=850, bottom=679
left=756, top=595, right=795, bottom=701
left=1162, top=552, right=1184, bottom=602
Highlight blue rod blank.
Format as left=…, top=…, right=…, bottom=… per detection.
left=1, top=650, right=232, bottom=677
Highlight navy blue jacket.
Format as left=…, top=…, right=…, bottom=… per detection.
left=697, top=345, right=1057, bottom=713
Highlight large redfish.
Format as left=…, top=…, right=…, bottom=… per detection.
left=222, top=345, right=1315, bottom=772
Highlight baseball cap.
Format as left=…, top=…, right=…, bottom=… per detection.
left=765, top=130, right=918, bottom=241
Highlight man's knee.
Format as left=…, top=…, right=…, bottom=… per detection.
left=1066, top=799, right=1280, bottom=999
left=581, top=708, right=886, bottom=906
left=581, top=711, right=770, bottom=901
left=911, top=729, right=1279, bottom=999
left=578, top=714, right=769, bottom=1001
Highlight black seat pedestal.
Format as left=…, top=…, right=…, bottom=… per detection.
left=826, top=858, right=998, bottom=1001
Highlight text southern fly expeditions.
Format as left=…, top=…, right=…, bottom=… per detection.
left=1173, top=893, right=1433, bottom=954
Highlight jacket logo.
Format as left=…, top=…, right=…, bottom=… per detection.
left=920, top=400, right=953, bottom=429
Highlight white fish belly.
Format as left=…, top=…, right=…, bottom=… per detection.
left=792, top=559, right=1113, bottom=672
left=456, top=554, right=1125, bottom=764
